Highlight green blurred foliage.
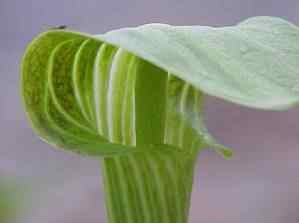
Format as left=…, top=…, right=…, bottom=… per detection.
left=0, top=181, right=17, bottom=223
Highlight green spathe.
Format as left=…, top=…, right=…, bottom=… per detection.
left=21, top=16, right=299, bottom=223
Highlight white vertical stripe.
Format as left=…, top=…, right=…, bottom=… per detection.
left=73, top=39, right=93, bottom=123
left=164, top=73, right=171, bottom=145
left=121, top=57, right=131, bottom=145
left=101, top=161, right=117, bottom=223
left=165, top=155, right=183, bottom=223
left=178, top=84, right=190, bottom=147
left=93, top=44, right=106, bottom=135
left=128, top=156, right=151, bottom=222
left=114, top=158, right=135, bottom=223
left=107, top=48, right=123, bottom=141
left=146, top=155, right=171, bottom=223
left=131, top=78, right=136, bottom=146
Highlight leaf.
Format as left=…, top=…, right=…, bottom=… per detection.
left=99, top=17, right=299, bottom=110
left=21, top=16, right=299, bottom=158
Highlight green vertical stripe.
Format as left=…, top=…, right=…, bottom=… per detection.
left=134, top=58, right=168, bottom=145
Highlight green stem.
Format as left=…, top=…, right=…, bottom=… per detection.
left=101, top=151, right=198, bottom=223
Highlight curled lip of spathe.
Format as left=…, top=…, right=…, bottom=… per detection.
left=21, top=16, right=299, bottom=223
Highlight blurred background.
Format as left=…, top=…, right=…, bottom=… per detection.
left=1, top=0, right=299, bottom=222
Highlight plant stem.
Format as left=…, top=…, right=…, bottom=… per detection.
left=101, top=151, right=198, bottom=223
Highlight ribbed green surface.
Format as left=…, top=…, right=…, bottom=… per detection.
left=102, top=151, right=197, bottom=223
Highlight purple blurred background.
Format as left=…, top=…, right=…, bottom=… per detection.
left=1, top=0, right=299, bottom=222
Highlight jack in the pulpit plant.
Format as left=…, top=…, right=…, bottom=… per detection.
left=21, top=17, right=299, bottom=223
